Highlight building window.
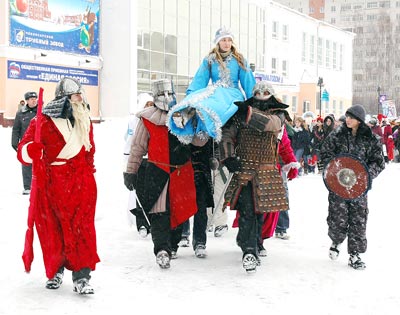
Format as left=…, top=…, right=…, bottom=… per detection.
left=282, top=24, right=288, bottom=41
left=309, top=35, right=315, bottom=64
left=302, top=32, right=306, bottom=63
left=331, top=18, right=336, bottom=24
left=138, top=49, right=150, bottom=70
left=317, top=37, right=323, bottom=66
left=331, top=6, right=336, bottom=12
left=303, top=100, right=310, bottom=112
left=332, top=100, right=337, bottom=114
left=332, top=42, right=337, bottom=69
left=151, top=31, right=163, bottom=52
left=325, top=101, right=329, bottom=113
left=325, top=40, right=331, bottom=68
left=291, top=96, right=297, bottom=113
left=339, top=44, right=343, bottom=71
left=272, top=57, right=277, bottom=74
left=380, top=1, right=390, bottom=8
left=320, top=7, right=324, bottom=13
left=282, top=60, right=288, bottom=77
left=341, top=4, right=352, bottom=11
left=310, top=7, right=314, bottom=14
left=272, top=21, right=278, bottom=39
left=339, top=101, right=343, bottom=113
left=367, top=2, right=378, bottom=8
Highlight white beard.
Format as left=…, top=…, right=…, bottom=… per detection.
left=71, top=101, right=92, bottom=151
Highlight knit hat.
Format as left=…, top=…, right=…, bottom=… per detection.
left=214, top=27, right=234, bottom=44
left=345, top=104, right=366, bottom=123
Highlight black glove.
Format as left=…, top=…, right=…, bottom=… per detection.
left=235, top=101, right=249, bottom=121
left=223, top=157, right=241, bottom=173
left=123, top=172, right=137, bottom=191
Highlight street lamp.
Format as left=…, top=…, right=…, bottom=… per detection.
left=318, top=77, right=324, bottom=117
left=377, top=86, right=381, bottom=114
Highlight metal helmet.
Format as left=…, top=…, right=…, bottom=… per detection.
left=55, top=77, right=83, bottom=99
left=151, top=79, right=176, bottom=111
left=252, top=81, right=275, bottom=100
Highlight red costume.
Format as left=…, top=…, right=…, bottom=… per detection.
left=17, top=115, right=99, bottom=279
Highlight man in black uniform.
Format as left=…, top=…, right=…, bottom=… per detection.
left=12, top=91, right=38, bottom=195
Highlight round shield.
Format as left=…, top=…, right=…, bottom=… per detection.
left=323, top=154, right=371, bottom=200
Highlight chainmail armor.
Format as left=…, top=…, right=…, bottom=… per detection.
left=225, top=126, right=289, bottom=213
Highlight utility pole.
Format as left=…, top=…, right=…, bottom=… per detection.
left=377, top=86, right=381, bottom=114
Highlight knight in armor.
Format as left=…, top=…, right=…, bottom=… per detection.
left=166, top=26, right=256, bottom=144
left=17, top=77, right=99, bottom=294
left=219, top=83, right=289, bottom=273
left=320, top=104, right=385, bottom=270
left=124, top=79, right=207, bottom=269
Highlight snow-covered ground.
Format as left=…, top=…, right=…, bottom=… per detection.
left=1, top=119, right=399, bottom=315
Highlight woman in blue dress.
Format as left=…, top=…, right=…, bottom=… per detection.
left=167, top=27, right=256, bottom=144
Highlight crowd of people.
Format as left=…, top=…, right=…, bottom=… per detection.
left=11, top=27, right=395, bottom=295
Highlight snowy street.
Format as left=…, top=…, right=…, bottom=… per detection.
left=1, top=119, right=399, bottom=315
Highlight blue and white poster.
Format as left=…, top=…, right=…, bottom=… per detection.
left=9, top=0, right=100, bottom=56
left=8, top=60, right=99, bottom=86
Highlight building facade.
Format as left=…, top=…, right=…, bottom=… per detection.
left=136, top=0, right=354, bottom=118
left=275, top=0, right=400, bottom=116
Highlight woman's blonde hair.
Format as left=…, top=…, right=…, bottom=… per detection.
left=208, top=43, right=247, bottom=70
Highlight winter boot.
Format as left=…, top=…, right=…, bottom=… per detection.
left=329, top=243, right=341, bottom=260
left=195, top=244, right=207, bottom=258
left=138, top=226, right=149, bottom=238
left=258, top=243, right=267, bottom=257
left=45, top=270, right=64, bottom=290
left=275, top=231, right=290, bottom=240
left=156, top=250, right=170, bottom=269
left=73, top=278, right=94, bottom=295
left=178, top=236, right=190, bottom=247
left=242, top=253, right=258, bottom=273
left=214, top=224, right=228, bottom=237
left=170, top=250, right=178, bottom=259
left=348, top=252, right=366, bottom=270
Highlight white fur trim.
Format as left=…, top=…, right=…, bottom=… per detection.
left=21, top=141, right=33, bottom=164
left=282, top=162, right=301, bottom=172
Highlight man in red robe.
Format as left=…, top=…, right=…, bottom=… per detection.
left=17, top=77, right=99, bottom=294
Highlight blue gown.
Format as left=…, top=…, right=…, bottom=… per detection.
left=167, top=53, right=256, bottom=144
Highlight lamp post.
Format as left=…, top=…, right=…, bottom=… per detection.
left=377, top=86, right=381, bottom=115
left=317, top=77, right=323, bottom=117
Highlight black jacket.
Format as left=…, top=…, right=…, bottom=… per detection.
left=11, top=105, right=38, bottom=151
left=320, top=124, right=385, bottom=180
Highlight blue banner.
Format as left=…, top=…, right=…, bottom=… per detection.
left=254, top=72, right=283, bottom=84
left=7, top=60, right=99, bottom=86
left=9, top=0, right=100, bottom=56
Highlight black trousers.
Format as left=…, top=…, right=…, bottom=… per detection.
left=151, top=212, right=183, bottom=256
left=22, top=164, right=32, bottom=190
left=236, top=183, right=258, bottom=256
left=192, top=178, right=208, bottom=249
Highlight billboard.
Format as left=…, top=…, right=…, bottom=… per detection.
left=7, top=60, right=99, bottom=86
left=382, top=100, right=397, bottom=119
left=9, top=0, right=100, bottom=56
